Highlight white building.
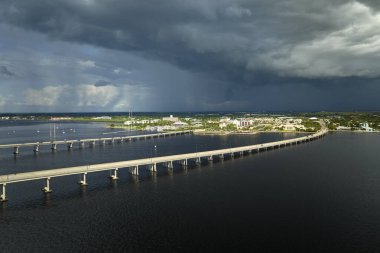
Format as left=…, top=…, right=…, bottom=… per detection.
left=280, top=124, right=306, bottom=131
left=361, top=122, right=373, bottom=132
left=337, top=126, right=351, bottom=130
left=136, top=119, right=150, bottom=124
left=219, top=122, right=228, bottom=128
left=50, top=117, right=72, bottom=121
left=162, top=115, right=179, bottom=122
left=173, top=121, right=188, bottom=128
left=219, top=117, right=231, bottom=123
left=232, top=118, right=252, bottom=128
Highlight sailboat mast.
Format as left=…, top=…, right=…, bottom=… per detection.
left=53, top=123, right=56, bottom=141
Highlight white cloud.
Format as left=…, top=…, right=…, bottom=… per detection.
left=76, top=84, right=119, bottom=107
left=248, top=1, right=380, bottom=78
left=78, top=60, right=96, bottom=68
left=112, top=85, right=151, bottom=110
left=113, top=67, right=132, bottom=75
left=0, top=95, right=7, bottom=107
left=24, top=86, right=65, bottom=106
left=224, top=5, right=252, bottom=18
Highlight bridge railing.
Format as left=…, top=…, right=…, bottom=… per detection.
left=0, top=129, right=327, bottom=185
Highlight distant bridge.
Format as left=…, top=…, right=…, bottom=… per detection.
left=0, top=130, right=192, bottom=156
left=0, top=129, right=328, bottom=202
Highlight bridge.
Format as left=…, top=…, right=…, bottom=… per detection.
left=0, top=129, right=328, bottom=202
left=0, top=130, right=192, bottom=156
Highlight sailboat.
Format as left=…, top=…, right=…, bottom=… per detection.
left=50, top=123, right=56, bottom=141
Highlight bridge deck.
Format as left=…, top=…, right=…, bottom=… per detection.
left=0, top=130, right=191, bottom=149
left=0, top=129, right=327, bottom=184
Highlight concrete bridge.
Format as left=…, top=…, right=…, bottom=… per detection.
left=0, top=129, right=328, bottom=202
left=0, top=130, right=192, bottom=156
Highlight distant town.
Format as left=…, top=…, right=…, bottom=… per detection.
left=1, top=112, right=379, bottom=134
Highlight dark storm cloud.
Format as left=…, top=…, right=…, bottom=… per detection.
left=2, top=0, right=380, bottom=80
left=358, top=0, right=380, bottom=10
left=0, top=0, right=380, bottom=111
left=0, top=66, right=17, bottom=77
left=94, top=80, right=112, bottom=87
left=0, top=1, right=350, bottom=76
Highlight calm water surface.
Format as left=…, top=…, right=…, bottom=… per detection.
left=0, top=121, right=379, bottom=252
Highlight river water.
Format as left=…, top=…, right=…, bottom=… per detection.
left=0, top=121, right=379, bottom=252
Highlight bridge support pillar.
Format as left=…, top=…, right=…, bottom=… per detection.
left=67, top=142, right=73, bottom=150
left=79, top=142, right=85, bottom=149
left=33, top=145, right=39, bottom=153
left=208, top=156, right=213, bottom=161
left=240, top=151, right=243, bottom=156
left=51, top=143, right=57, bottom=151
left=1, top=184, right=7, bottom=202
left=181, top=159, right=188, bottom=167
left=195, top=157, right=201, bottom=165
left=167, top=161, right=173, bottom=169
left=109, top=168, right=119, bottom=180
left=219, top=154, right=224, bottom=160
left=42, top=178, right=52, bottom=193
left=230, top=153, right=234, bottom=158
left=131, top=166, right=139, bottom=176
left=13, top=147, right=19, bottom=155
left=79, top=173, right=88, bottom=186
left=149, top=164, right=157, bottom=172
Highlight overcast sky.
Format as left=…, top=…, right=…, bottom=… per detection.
left=0, top=0, right=380, bottom=112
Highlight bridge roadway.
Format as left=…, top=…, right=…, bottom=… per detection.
left=0, top=130, right=192, bottom=155
left=0, top=129, right=328, bottom=201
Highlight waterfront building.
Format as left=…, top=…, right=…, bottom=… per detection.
left=219, top=122, right=228, bottom=128
left=232, top=118, right=252, bottom=128
left=279, top=124, right=306, bottom=131
left=162, top=115, right=179, bottom=122
left=361, top=122, right=374, bottom=132
left=336, top=126, right=351, bottom=130
left=173, top=121, right=188, bottom=128
left=50, top=117, right=72, bottom=121
left=219, top=117, right=231, bottom=123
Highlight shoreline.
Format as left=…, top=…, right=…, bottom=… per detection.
left=328, top=130, right=380, bottom=133
left=193, top=131, right=259, bottom=136
left=3, top=119, right=379, bottom=134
